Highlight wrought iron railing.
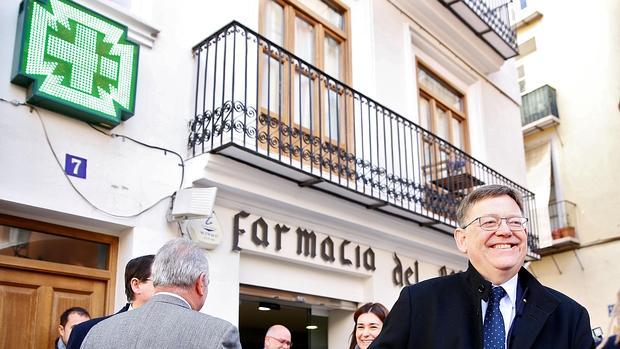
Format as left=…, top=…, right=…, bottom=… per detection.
left=469, top=0, right=515, bottom=48
left=549, top=200, right=577, bottom=239
left=188, top=21, right=539, bottom=257
left=439, top=0, right=518, bottom=58
left=521, top=85, right=559, bottom=126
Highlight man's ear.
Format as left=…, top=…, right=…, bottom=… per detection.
left=195, top=273, right=207, bottom=297
left=58, top=324, right=65, bottom=337
left=130, top=277, right=141, bottom=293
left=454, top=228, right=468, bottom=254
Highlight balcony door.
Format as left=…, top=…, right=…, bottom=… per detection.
left=259, top=0, right=352, bottom=175
left=417, top=63, right=475, bottom=219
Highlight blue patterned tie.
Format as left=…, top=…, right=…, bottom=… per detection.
left=483, top=286, right=506, bottom=349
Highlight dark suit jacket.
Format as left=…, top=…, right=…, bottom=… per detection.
left=369, top=264, right=594, bottom=349
left=66, top=303, right=130, bottom=349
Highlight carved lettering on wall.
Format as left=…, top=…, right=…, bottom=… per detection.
left=392, top=253, right=419, bottom=287
left=274, top=224, right=289, bottom=251
left=232, top=211, right=250, bottom=252
left=252, top=217, right=269, bottom=247
left=231, top=211, right=376, bottom=272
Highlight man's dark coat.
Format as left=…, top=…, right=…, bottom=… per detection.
left=369, top=265, right=594, bottom=349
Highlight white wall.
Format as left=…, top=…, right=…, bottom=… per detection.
left=517, top=0, right=620, bottom=331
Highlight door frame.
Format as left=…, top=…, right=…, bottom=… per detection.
left=0, top=214, right=119, bottom=314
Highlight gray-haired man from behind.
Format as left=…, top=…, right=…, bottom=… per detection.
left=82, top=238, right=241, bottom=348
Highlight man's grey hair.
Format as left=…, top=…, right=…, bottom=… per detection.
left=152, top=238, right=209, bottom=288
left=455, top=184, right=524, bottom=227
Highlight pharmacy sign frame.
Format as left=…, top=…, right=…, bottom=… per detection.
left=12, top=0, right=139, bottom=128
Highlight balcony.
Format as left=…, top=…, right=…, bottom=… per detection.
left=438, top=0, right=518, bottom=59
left=521, top=85, right=560, bottom=136
left=188, top=21, right=539, bottom=259
left=538, top=200, right=579, bottom=256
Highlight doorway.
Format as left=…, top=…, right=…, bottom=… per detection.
left=239, top=284, right=358, bottom=349
left=239, top=296, right=328, bottom=349
left=0, top=215, right=118, bottom=348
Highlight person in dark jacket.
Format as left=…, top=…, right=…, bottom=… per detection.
left=369, top=184, right=594, bottom=349
left=55, top=307, right=90, bottom=349
left=66, top=254, right=154, bottom=349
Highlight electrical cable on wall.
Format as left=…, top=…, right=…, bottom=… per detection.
left=1, top=97, right=185, bottom=218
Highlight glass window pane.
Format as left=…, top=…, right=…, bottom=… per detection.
left=0, top=225, right=109, bottom=269
left=295, top=17, right=315, bottom=64
left=418, top=67, right=463, bottom=113
left=260, top=56, right=284, bottom=114
left=451, top=117, right=463, bottom=149
left=322, top=88, right=340, bottom=140
left=264, top=0, right=285, bottom=45
left=293, top=67, right=313, bottom=129
left=419, top=97, right=431, bottom=130
left=303, top=0, right=343, bottom=29
left=323, top=35, right=341, bottom=79
left=437, top=108, right=449, bottom=140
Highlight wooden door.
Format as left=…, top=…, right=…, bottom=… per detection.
left=0, top=266, right=106, bottom=349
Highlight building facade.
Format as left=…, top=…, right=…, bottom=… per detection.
left=1, top=0, right=534, bottom=347
left=514, top=0, right=620, bottom=334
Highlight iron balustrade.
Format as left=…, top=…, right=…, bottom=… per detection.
left=521, top=85, right=559, bottom=126
left=439, top=0, right=518, bottom=59
left=188, top=21, right=539, bottom=258
left=548, top=200, right=577, bottom=239
left=466, top=0, right=516, bottom=50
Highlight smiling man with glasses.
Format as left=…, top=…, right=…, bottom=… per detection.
left=370, top=184, right=594, bottom=349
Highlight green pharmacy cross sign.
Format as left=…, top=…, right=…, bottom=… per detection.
left=12, top=0, right=139, bottom=128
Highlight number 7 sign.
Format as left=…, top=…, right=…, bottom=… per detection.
left=65, top=154, right=87, bottom=179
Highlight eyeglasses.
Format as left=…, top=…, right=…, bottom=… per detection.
left=461, top=216, right=528, bottom=231
left=267, top=336, right=292, bottom=347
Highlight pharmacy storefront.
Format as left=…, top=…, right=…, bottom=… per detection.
left=189, top=154, right=468, bottom=349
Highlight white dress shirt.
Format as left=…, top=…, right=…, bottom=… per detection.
left=481, top=273, right=519, bottom=348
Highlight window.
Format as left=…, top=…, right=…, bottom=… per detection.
left=517, top=64, right=526, bottom=93
left=417, top=63, right=471, bottom=220
left=417, top=63, right=467, bottom=151
left=259, top=0, right=351, bottom=162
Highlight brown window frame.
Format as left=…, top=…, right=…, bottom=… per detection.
left=416, top=61, right=469, bottom=152
left=258, top=0, right=354, bottom=167
left=0, top=214, right=119, bottom=314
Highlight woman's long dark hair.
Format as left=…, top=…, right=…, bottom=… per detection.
left=347, top=302, right=389, bottom=349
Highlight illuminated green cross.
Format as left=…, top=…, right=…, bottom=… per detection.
left=48, top=23, right=101, bottom=93
left=11, top=0, right=138, bottom=128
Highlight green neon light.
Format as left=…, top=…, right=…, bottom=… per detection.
left=11, top=0, right=139, bottom=128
